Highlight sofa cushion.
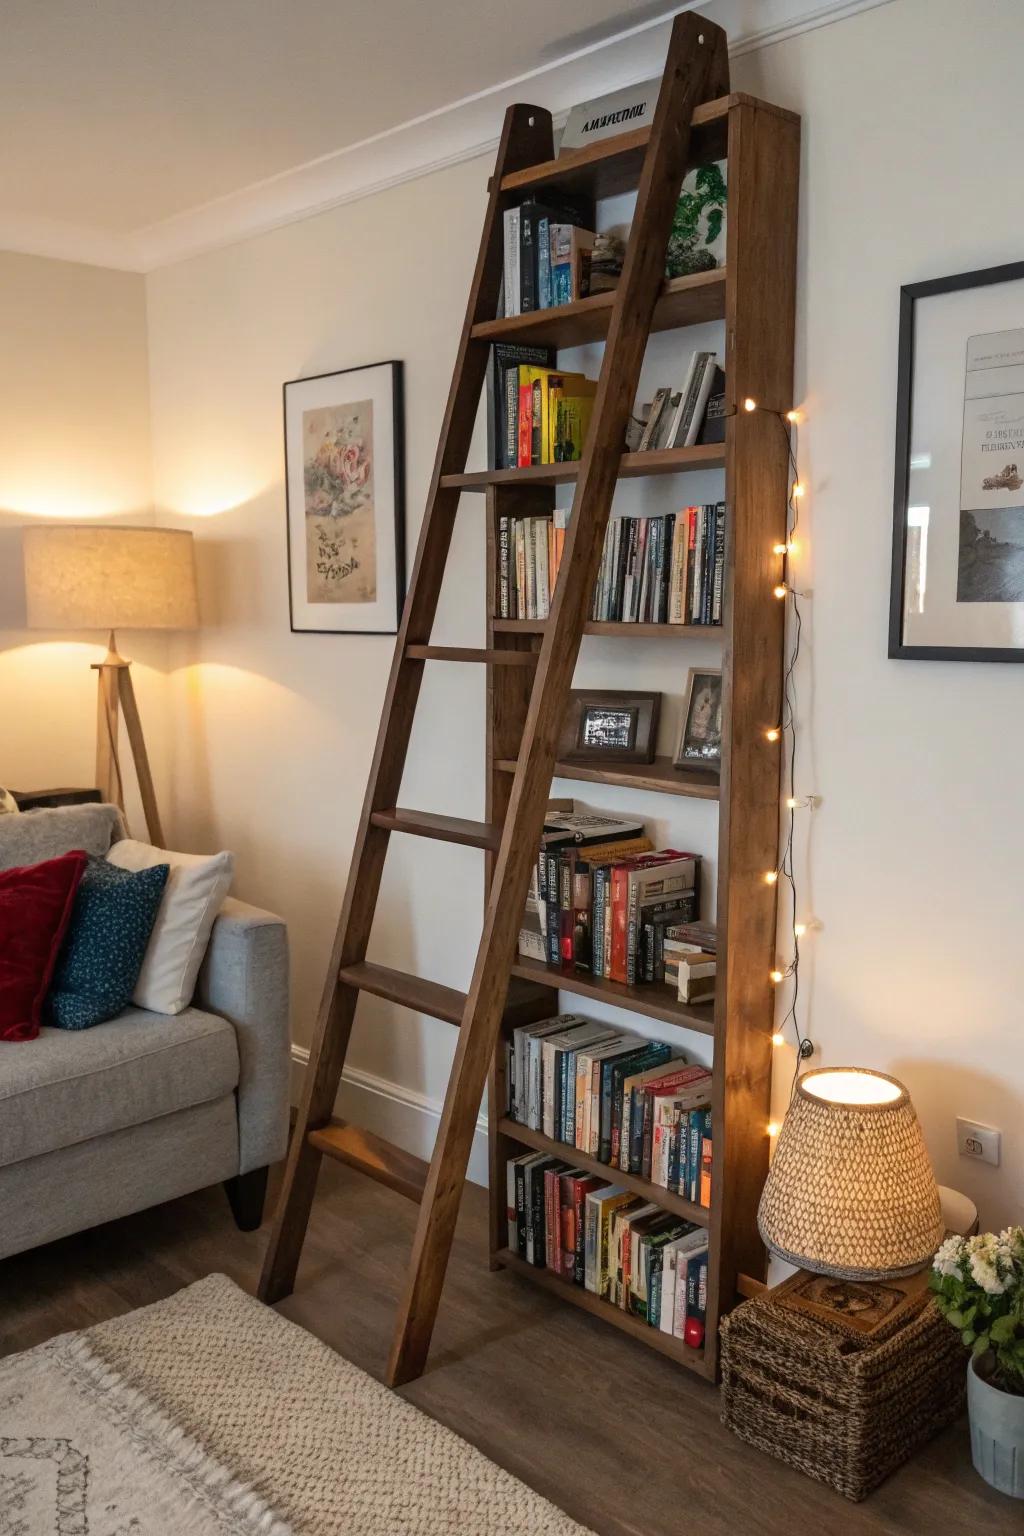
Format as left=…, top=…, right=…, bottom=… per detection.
left=0, top=803, right=124, bottom=872
left=106, top=839, right=234, bottom=1015
left=0, top=851, right=86, bottom=1042
left=0, top=1006, right=239, bottom=1169
left=47, top=857, right=169, bottom=1031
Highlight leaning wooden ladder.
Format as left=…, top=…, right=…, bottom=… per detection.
left=260, top=12, right=732, bottom=1386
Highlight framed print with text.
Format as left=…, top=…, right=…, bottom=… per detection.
left=284, top=360, right=405, bottom=634
left=890, top=262, right=1024, bottom=661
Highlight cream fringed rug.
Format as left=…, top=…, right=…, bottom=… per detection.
left=0, top=1273, right=593, bottom=1535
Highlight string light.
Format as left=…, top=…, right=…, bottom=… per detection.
left=785, top=409, right=800, bottom=424
left=767, top=1121, right=780, bottom=1137
left=771, top=1032, right=786, bottom=1047
left=773, top=583, right=788, bottom=599
left=743, top=396, right=757, bottom=412
left=765, top=727, right=781, bottom=743
left=764, top=870, right=778, bottom=886
left=769, top=969, right=784, bottom=985
left=793, top=922, right=807, bottom=939
left=792, top=482, right=805, bottom=498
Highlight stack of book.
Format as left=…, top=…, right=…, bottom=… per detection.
left=517, top=808, right=703, bottom=989
left=486, top=344, right=598, bottom=471
left=502, top=196, right=595, bottom=316
left=505, top=1015, right=712, bottom=1199
left=631, top=354, right=725, bottom=452
left=497, top=504, right=725, bottom=625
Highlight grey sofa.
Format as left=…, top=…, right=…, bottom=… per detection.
left=0, top=803, right=290, bottom=1260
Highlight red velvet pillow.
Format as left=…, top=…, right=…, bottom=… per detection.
left=0, top=850, right=87, bottom=1042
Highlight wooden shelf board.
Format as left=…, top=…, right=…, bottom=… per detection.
left=339, top=960, right=466, bottom=1026
left=497, top=93, right=796, bottom=201
left=472, top=270, right=726, bottom=349
left=370, top=807, right=502, bottom=852
left=492, top=618, right=722, bottom=640
left=495, top=753, right=720, bottom=800
left=442, top=442, right=725, bottom=492
left=510, top=956, right=715, bottom=1036
left=498, top=1116, right=710, bottom=1228
left=495, top=1247, right=710, bottom=1375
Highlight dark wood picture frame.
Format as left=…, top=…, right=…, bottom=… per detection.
left=559, top=689, right=660, bottom=764
left=284, top=360, right=406, bottom=635
left=674, top=666, right=722, bottom=773
left=890, top=261, right=1024, bottom=663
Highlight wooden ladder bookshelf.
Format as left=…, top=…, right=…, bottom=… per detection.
left=259, top=10, right=799, bottom=1389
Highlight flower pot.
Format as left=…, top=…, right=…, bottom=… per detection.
left=968, top=1353, right=1024, bottom=1498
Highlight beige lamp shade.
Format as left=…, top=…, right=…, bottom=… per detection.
left=757, top=1067, right=944, bottom=1281
left=23, top=525, right=199, bottom=632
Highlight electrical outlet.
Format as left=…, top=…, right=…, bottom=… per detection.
left=957, top=1117, right=1001, bottom=1167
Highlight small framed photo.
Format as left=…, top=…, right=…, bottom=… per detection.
left=284, top=360, right=405, bottom=634
left=560, top=690, right=660, bottom=764
left=890, top=261, right=1024, bottom=661
left=674, top=668, right=723, bottom=773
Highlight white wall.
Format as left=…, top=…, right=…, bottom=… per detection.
left=0, top=252, right=166, bottom=834
left=132, top=0, right=1024, bottom=1222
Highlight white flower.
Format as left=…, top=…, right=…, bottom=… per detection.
left=933, top=1235, right=965, bottom=1279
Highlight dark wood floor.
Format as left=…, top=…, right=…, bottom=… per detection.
left=0, top=1161, right=1017, bottom=1535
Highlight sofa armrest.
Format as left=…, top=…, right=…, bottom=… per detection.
left=195, top=896, right=290, bottom=1176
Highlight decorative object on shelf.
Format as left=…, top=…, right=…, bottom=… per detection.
left=666, top=161, right=727, bottom=278
left=890, top=260, right=1024, bottom=660
left=720, top=1267, right=966, bottom=1501
left=560, top=690, right=660, bottom=765
left=22, top=525, right=199, bottom=846
left=284, top=361, right=405, bottom=634
left=931, top=1225, right=1024, bottom=1498
left=674, top=667, right=722, bottom=773
left=560, top=76, right=660, bottom=152
left=758, top=1067, right=944, bottom=1280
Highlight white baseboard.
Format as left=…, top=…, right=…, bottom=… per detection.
left=290, top=1045, right=490, bottom=1187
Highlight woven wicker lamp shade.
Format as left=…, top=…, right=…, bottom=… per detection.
left=757, top=1067, right=944, bottom=1281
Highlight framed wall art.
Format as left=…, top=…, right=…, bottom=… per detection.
left=284, top=360, right=405, bottom=634
left=674, top=667, right=722, bottom=773
left=559, top=690, right=661, bottom=764
left=890, top=261, right=1024, bottom=661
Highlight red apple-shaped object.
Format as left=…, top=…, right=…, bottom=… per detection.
left=683, top=1317, right=705, bottom=1349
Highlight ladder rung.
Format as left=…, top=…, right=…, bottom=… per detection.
left=309, top=1118, right=428, bottom=1203
left=406, top=644, right=537, bottom=666
left=338, top=960, right=466, bottom=1025
left=370, top=808, right=502, bottom=851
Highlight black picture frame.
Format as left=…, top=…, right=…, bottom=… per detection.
left=674, top=667, right=723, bottom=773
left=889, top=261, right=1024, bottom=662
left=284, top=360, right=405, bottom=635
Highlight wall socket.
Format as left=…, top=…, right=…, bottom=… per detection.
left=957, top=1117, right=1001, bottom=1167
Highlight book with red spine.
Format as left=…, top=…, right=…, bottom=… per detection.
left=517, top=379, right=533, bottom=468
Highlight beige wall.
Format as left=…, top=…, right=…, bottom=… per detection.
left=0, top=252, right=164, bottom=830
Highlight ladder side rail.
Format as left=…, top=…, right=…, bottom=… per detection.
left=259, top=103, right=554, bottom=1305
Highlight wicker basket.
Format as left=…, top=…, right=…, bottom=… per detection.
left=720, top=1285, right=966, bottom=1501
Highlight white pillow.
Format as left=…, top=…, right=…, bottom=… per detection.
left=106, top=839, right=234, bottom=1014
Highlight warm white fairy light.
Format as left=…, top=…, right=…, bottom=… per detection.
left=766, top=727, right=781, bottom=743
left=773, top=583, right=788, bottom=600
left=764, top=870, right=779, bottom=886
left=743, top=396, right=757, bottom=412
left=770, top=968, right=784, bottom=985
left=767, top=1121, right=781, bottom=1137
left=771, top=1032, right=786, bottom=1047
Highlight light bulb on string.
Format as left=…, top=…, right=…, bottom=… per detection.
left=764, top=870, right=778, bottom=886
left=766, top=727, right=781, bottom=743
left=743, top=397, right=757, bottom=412
left=773, top=584, right=788, bottom=600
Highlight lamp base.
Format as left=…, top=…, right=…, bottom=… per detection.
left=91, top=630, right=164, bottom=847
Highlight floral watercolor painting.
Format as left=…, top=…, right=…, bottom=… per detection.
left=302, top=400, right=376, bottom=604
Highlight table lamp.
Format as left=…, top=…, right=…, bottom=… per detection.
left=757, top=1067, right=944, bottom=1281
left=23, top=525, right=199, bottom=847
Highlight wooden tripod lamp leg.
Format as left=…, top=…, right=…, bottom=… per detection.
left=91, top=629, right=165, bottom=847
left=118, top=665, right=165, bottom=848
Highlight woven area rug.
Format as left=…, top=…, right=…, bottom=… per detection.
left=0, top=1272, right=593, bottom=1535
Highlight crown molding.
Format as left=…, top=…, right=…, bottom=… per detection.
left=3, top=0, right=896, bottom=274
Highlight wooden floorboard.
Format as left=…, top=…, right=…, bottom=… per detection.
left=0, top=1163, right=1015, bottom=1536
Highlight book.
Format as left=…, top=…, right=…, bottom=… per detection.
left=636, top=1065, right=711, bottom=1178
left=502, top=207, right=521, bottom=318
left=584, top=1185, right=634, bottom=1295
left=661, top=1228, right=708, bottom=1333
left=510, top=196, right=591, bottom=314
left=542, top=1021, right=617, bottom=1140
left=567, top=1173, right=606, bottom=1283
left=487, top=343, right=554, bottom=470
left=698, top=365, right=726, bottom=444
left=510, top=1014, right=584, bottom=1124
left=637, top=387, right=672, bottom=452
left=550, top=224, right=595, bottom=306
left=618, top=1056, right=689, bottom=1173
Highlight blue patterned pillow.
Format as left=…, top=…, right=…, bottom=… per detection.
left=46, top=855, right=169, bottom=1030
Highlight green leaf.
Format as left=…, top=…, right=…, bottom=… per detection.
left=973, top=1332, right=990, bottom=1356
left=962, top=1328, right=977, bottom=1347
left=948, top=1309, right=966, bottom=1329
left=990, top=1315, right=1017, bottom=1345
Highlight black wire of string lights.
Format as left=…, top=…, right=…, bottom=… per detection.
left=747, top=399, right=816, bottom=1092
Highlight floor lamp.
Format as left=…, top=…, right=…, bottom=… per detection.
left=23, top=525, right=199, bottom=848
